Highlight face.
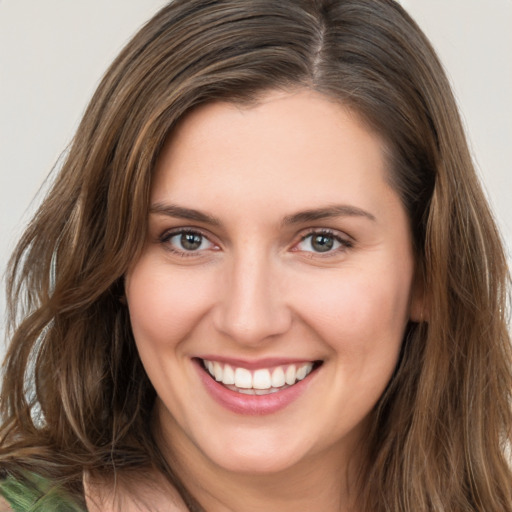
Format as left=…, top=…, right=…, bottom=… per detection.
left=125, top=90, right=421, bottom=477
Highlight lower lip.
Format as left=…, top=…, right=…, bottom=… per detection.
left=194, top=360, right=317, bottom=416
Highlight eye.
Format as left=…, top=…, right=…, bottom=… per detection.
left=295, top=230, right=352, bottom=254
left=161, top=229, right=215, bottom=254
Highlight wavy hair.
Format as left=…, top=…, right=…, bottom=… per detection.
left=1, top=0, right=511, bottom=510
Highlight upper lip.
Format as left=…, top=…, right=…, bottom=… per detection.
left=195, top=355, right=321, bottom=370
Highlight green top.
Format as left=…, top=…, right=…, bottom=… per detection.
left=0, top=473, right=85, bottom=512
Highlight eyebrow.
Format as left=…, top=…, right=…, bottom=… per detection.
left=282, top=205, right=376, bottom=225
left=149, top=203, right=222, bottom=226
left=149, top=202, right=376, bottom=226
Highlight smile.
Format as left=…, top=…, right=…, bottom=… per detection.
left=201, top=359, right=317, bottom=395
left=194, top=357, right=323, bottom=415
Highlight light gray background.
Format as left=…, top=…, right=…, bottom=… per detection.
left=1, top=1, right=511, bottom=356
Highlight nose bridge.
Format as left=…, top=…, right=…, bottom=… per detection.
left=214, top=246, right=291, bottom=345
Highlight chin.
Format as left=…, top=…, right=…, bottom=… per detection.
left=196, top=426, right=318, bottom=475
left=210, top=449, right=304, bottom=475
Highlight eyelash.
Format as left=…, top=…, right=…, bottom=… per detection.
left=158, top=228, right=353, bottom=257
left=295, top=229, right=354, bottom=257
left=159, top=228, right=217, bottom=257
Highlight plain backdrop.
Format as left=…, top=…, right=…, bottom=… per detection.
left=1, top=0, right=511, bottom=357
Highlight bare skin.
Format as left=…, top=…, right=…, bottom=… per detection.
left=0, top=496, right=11, bottom=512
left=88, top=89, right=421, bottom=511
left=84, top=470, right=187, bottom=511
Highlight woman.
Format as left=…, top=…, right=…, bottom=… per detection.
left=1, top=0, right=510, bottom=510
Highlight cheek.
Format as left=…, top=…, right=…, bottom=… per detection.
left=125, top=259, right=215, bottom=349
left=296, top=267, right=413, bottom=426
left=296, top=265, right=412, bottom=360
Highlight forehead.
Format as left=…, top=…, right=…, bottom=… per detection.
left=152, top=90, right=392, bottom=209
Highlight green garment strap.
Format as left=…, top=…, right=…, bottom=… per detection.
left=0, top=473, right=85, bottom=512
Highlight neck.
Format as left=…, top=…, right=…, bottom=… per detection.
left=183, top=456, right=357, bottom=512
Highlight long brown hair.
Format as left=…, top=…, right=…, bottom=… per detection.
left=1, top=0, right=510, bottom=510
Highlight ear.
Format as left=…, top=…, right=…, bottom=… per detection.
left=409, top=270, right=428, bottom=323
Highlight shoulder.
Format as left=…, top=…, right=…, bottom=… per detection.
left=84, top=469, right=188, bottom=512
left=0, top=496, right=12, bottom=512
left=0, top=472, right=85, bottom=512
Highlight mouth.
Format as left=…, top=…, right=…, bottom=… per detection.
left=198, top=358, right=323, bottom=396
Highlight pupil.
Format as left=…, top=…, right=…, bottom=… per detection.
left=181, top=232, right=202, bottom=250
left=312, top=234, right=333, bottom=252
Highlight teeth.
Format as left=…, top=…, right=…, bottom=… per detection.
left=234, top=367, right=252, bottom=389
left=213, top=361, right=223, bottom=381
left=253, top=369, right=272, bottom=390
left=271, top=367, right=285, bottom=388
left=296, top=362, right=313, bottom=381
left=238, top=388, right=256, bottom=395
left=203, top=359, right=316, bottom=393
left=223, top=364, right=235, bottom=385
left=285, top=364, right=296, bottom=385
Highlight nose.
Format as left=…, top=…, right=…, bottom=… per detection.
left=213, top=250, right=292, bottom=346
